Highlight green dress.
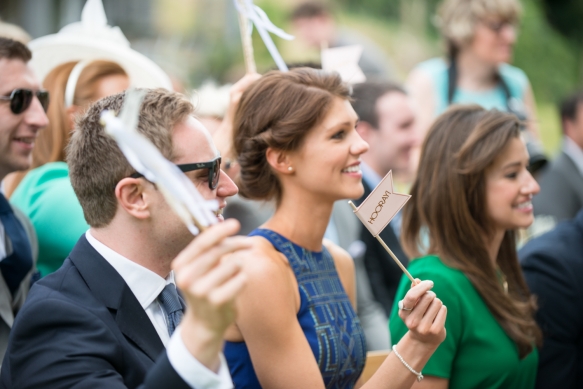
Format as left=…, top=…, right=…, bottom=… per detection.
left=11, top=162, right=89, bottom=277
left=389, top=255, right=538, bottom=388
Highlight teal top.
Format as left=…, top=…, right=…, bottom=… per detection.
left=11, top=162, right=89, bottom=277
left=389, top=255, right=538, bottom=389
left=416, top=58, right=529, bottom=116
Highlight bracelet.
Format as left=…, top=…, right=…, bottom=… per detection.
left=392, top=345, right=424, bottom=382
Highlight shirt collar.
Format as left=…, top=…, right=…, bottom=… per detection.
left=360, top=162, right=383, bottom=190
left=562, top=136, right=583, bottom=178
left=85, top=230, right=174, bottom=310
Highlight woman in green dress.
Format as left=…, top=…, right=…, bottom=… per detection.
left=390, top=105, right=542, bottom=388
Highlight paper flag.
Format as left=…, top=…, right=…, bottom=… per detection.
left=352, top=171, right=410, bottom=237
left=100, top=89, right=219, bottom=236
left=321, top=45, right=366, bottom=84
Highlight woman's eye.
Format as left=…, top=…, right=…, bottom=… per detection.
left=331, top=130, right=345, bottom=140
left=505, top=172, right=518, bottom=179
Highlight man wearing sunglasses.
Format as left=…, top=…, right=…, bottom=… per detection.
left=1, top=87, right=248, bottom=389
left=0, top=38, right=48, bottom=364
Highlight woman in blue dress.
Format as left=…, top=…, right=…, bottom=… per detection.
left=223, top=68, right=448, bottom=388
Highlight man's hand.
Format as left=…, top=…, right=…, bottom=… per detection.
left=172, top=219, right=251, bottom=371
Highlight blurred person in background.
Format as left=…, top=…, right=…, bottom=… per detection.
left=0, top=37, right=46, bottom=363
left=519, top=207, right=583, bottom=389
left=290, top=1, right=394, bottom=81
left=533, top=91, right=583, bottom=222
left=4, top=0, right=173, bottom=277
left=192, top=81, right=232, bottom=136
left=351, top=81, right=419, bottom=318
left=225, top=68, right=447, bottom=389
left=391, top=106, right=542, bottom=388
left=5, top=60, right=129, bottom=277
left=407, top=0, right=545, bottom=174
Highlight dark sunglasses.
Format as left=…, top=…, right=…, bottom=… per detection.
left=0, top=89, right=50, bottom=114
left=130, top=157, right=222, bottom=190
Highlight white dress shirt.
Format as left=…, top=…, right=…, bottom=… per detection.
left=85, top=231, right=233, bottom=389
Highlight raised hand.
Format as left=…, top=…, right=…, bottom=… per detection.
left=172, top=219, right=251, bottom=371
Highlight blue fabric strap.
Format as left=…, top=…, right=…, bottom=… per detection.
left=158, top=283, right=184, bottom=336
left=0, top=193, right=32, bottom=296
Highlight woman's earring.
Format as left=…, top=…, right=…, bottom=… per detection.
left=288, top=166, right=293, bottom=172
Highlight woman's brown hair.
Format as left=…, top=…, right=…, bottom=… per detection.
left=233, top=67, right=350, bottom=203
left=402, top=105, right=541, bottom=358
left=5, top=60, right=127, bottom=197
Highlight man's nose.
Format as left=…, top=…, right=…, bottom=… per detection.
left=24, top=96, right=49, bottom=129
left=216, top=170, right=239, bottom=198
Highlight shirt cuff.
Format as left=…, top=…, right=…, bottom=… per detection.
left=167, top=326, right=233, bottom=389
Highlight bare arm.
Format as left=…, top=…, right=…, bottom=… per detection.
left=326, top=241, right=448, bottom=389
left=234, top=238, right=325, bottom=389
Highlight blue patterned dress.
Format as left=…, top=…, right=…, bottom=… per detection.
left=224, top=229, right=366, bottom=389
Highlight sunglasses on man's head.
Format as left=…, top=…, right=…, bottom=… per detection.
left=0, top=89, right=50, bottom=115
left=131, top=156, right=222, bottom=190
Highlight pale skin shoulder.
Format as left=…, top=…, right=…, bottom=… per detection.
left=223, top=235, right=326, bottom=389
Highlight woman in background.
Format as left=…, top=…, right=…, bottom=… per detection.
left=407, top=0, right=544, bottom=172
left=7, top=60, right=129, bottom=276
left=390, top=105, right=542, bottom=388
left=224, top=67, right=447, bottom=389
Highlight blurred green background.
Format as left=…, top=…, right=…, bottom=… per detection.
left=2, top=0, right=582, bottom=156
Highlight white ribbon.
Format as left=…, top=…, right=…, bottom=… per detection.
left=234, top=0, right=294, bottom=72
left=100, top=89, right=218, bottom=236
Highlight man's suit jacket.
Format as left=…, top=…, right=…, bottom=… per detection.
left=519, top=209, right=583, bottom=389
left=0, top=206, right=38, bottom=362
left=355, top=180, right=409, bottom=316
left=1, top=235, right=190, bottom=389
left=534, top=151, right=583, bottom=222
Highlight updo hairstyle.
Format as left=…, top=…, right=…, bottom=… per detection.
left=233, top=68, right=350, bottom=203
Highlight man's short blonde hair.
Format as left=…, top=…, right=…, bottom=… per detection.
left=67, top=88, right=194, bottom=228
left=437, top=0, right=522, bottom=51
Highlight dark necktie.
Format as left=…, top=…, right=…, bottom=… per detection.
left=158, top=283, right=184, bottom=336
left=0, top=193, right=33, bottom=297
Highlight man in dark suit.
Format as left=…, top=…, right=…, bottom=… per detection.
left=519, top=209, right=583, bottom=389
left=1, top=89, right=249, bottom=388
left=351, top=81, right=419, bottom=316
left=534, top=91, right=583, bottom=222
left=0, top=37, right=46, bottom=363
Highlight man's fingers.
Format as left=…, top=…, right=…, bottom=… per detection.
left=186, top=257, right=243, bottom=300
left=172, top=219, right=243, bottom=269
left=207, top=272, right=247, bottom=306
left=175, top=238, right=250, bottom=291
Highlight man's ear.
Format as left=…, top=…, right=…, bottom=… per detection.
left=115, top=178, right=152, bottom=220
left=265, top=147, right=294, bottom=175
left=356, top=121, right=376, bottom=143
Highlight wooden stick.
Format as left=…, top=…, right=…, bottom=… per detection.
left=349, top=201, right=415, bottom=283
left=237, top=0, right=257, bottom=74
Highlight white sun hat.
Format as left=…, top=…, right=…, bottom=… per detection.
left=28, top=0, right=173, bottom=91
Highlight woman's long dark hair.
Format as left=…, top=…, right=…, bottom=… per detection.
left=402, top=105, right=541, bottom=358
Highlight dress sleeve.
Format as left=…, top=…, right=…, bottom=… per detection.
left=389, top=264, right=464, bottom=379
